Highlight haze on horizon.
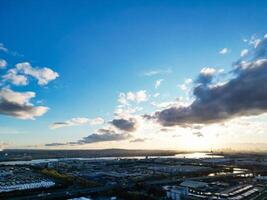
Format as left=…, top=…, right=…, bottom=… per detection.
left=1, top=0, right=267, bottom=152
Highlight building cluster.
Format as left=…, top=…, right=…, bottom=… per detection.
left=0, top=166, right=55, bottom=193
left=0, top=152, right=267, bottom=199
left=149, top=165, right=212, bottom=174
left=161, top=155, right=267, bottom=200
left=164, top=180, right=265, bottom=200
left=43, top=157, right=218, bottom=187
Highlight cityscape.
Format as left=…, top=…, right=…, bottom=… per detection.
left=1, top=0, right=267, bottom=199
left=0, top=150, right=267, bottom=199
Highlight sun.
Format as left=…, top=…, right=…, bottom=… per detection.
left=182, top=133, right=219, bottom=151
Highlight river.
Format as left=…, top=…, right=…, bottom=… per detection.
left=0, top=152, right=223, bottom=165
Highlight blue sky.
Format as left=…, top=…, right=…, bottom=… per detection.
left=1, top=0, right=267, bottom=150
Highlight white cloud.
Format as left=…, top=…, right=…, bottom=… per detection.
left=50, top=117, right=104, bottom=129
left=219, top=48, right=229, bottom=55
left=243, top=35, right=267, bottom=49
left=185, top=78, right=193, bottom=84
left=153, top=93, right=160, bottom=98
left=240, top=49, right=249, bottom=57
left=178, top=84, right=187, bottom=91
left=252, top=39, right=261, bottom=48
left=130, top=138, right=148, bottom=143
left=0, top=59, right=7, bottom=69
left=3, top=69, right=28, bottom=86
left=151, top=101, right=177, bottom=109
left=155, top=79, right=163, bottom=89
left=114, top=106, right=143, bottom=119
left=135, top=90, right=148, bottom=102
left=0, top=88, right=49, bottom=119
left=218, top=68, right=225, bottom=73
left=245, top=35, right=261, bottom=48
left=178, top=78, right=193, bottom=92
left=126, top=92, right=136, bottom=101
left=142, top=68, right=172, bottom=76
left=118, top=90, right=149, bottom=105
left=200, top=67, right=216, bottom=76
left=0, top=43, right=8, bottom=52
left=0, top=88, right=35, bottom=105
left=15, top=62, right=59, bottom=85
left=118, top=93, right=128, bottom=105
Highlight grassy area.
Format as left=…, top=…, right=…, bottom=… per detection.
left=41, top=168, right=74, bottom=183
left=41, top=168, right=99, bottom=187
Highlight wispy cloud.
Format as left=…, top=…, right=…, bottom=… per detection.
left=142, top=68, right=172, bottom=76
left=219, top=48, right=229, bottom=55
left=155, top=79, right=163, bottom=89
left=50, top=117, right=104, bottom=129
left=0, top=43, right=8, bottom=52
left=0, top=142, right=9, bottom=150
left=130, top=138, right=148, bottom=143
left=45, top=142, right=66, bottom=147
left=0, top=59, right=7, bottom=69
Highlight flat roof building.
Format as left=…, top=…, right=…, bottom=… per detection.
left=180, top=180, right=208, bottom=189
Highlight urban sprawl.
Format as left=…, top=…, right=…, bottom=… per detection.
left=0, top=150, right=267, bottom=200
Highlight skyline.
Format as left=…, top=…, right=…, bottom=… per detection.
left=1, top=0, right=267, bottom=151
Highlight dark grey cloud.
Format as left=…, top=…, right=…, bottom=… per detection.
left=196, top=68, right=215, bottom=85
left=45, top=132, right=132, bottom=146
left=0, top=99, right=33, bottom=114
left=98, top=128, right=116, bottom=134
left=193, top=132, right=204, bottom=137
left=45, top=143, right=65, bottom=147
left=77, top=132, right=132, bottom=144
left=130, top=138, right=147, bottom=143
left=0, top=98, right=48, bottom=119
left=143, top=114, right=154, bottom=120
left=154, top=42, right=267, bottom=127
left=52, top=122, right=68, bottom=126
left=110, top=118, right=137, bottom=132
left=0, top=88, right=48, bottom=119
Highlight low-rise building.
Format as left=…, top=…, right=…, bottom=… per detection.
left=180, top=180, right=208, bottom=190
left=164, top=186, right=188, bottom=200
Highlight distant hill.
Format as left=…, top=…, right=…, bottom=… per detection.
left=0, top=149, right=180, bottom=161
